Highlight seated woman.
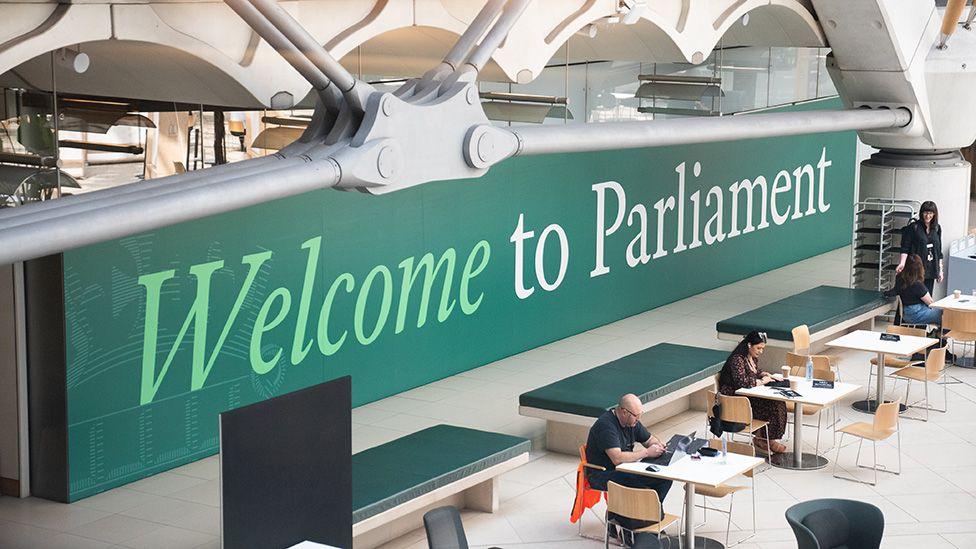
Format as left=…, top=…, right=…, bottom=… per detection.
left=718, top=330, right=788, bottom=454
left=887, top=254, right=942, bottom=325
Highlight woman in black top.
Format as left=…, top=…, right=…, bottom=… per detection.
left=896, top=201, right=943, bottom=294
left=888, top=254, right=942, bottom=325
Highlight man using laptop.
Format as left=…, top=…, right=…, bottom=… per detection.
left=585, top=393, right=674, bottom=535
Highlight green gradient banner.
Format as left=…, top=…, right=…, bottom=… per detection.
left=61, top=98, right=856, bottom=500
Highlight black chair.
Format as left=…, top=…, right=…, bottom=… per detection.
left=423, top=506, right=503, bottom=549
left=785, top=499, right=884, bottom=549
left=423, top=506, right=469, bottom=549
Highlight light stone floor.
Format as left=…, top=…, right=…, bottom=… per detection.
left=3, top=245, right=976, bottom=549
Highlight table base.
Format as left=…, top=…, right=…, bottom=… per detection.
left=770, top=452, right=828, bottom=470
left=852, top=399, right=908, bottom=414
left=676, top=536, right=724, bottom=548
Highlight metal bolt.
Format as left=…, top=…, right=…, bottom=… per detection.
left=477, top=132, right=494, bottom=163
left=466, top=87, right=478, bottom=105
left=377, top=146, right=397, bottom=178
left=381, top=95, right=394, bottom=116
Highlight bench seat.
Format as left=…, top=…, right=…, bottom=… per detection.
left=716, top=285, right=890, bottom=343
left=352, top=424, right=530, bottom=547
left=519, top=343, right=729, bottom=453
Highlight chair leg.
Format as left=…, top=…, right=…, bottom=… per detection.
left=725, top=492, right=734, bottom=548
left=873, top=441, right=878, bottom=486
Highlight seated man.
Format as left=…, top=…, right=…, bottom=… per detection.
left=586, top=394, right=673, bottom=532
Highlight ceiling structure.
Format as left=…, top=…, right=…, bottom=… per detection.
left=0, top=0, right=825, bottom=109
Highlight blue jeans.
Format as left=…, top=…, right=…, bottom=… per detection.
left=903, top=303, right=942, bottom=325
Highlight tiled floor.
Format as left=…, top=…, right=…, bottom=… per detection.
left=3, top=245, right=976, bottom=548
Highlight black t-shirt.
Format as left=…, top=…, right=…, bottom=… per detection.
left=900, top=221, right=943, bottom=280
left=585, top=409, right=651, bottom=474
left=898, top=280, right=929, bottom=306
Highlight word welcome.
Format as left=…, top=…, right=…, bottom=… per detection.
left=137, top=236, right=490, bottom=405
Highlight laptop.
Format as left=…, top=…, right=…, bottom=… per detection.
left=641, top=431, right=707, bottom=466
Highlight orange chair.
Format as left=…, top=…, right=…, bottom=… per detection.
left=571, top=444, right=607, bottom=539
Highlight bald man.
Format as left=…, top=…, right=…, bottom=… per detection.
left=585, top=394, right=673, bottom=532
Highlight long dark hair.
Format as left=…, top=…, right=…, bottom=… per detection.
left=919, top=201, right=939, bottom=232
left=897, top=254, right=926, bottom=288
left=719, top=330, right=767, bottom=387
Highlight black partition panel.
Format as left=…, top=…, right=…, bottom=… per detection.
left=220, top=376, right=352, bottom=549
left=24, top=254, right=69, bottom=502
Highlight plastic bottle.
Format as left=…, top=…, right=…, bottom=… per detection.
left=805, top=355, right=814, bottom=382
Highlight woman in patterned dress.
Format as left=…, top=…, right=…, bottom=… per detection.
left=718, top=330, right=788, bottom=454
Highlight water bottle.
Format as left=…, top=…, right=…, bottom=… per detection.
left=805, top=355, right=814, bottom=382
left=720, top=437, right=728, bottom=465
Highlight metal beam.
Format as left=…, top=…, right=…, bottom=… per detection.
left=224, top=0, right=332, bottom=91
left=0, top=157, right=340, bottom=265
left=246, top=0, right=372, bottom=111
left=464, top=0, right=532, bottom=72
left=510, top=107, right=911, bottom=156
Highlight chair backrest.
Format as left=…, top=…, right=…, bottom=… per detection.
left=872, top=400, right=900, bottom=433
left=792, top=325, right=811, bottom=353
left=886, top=324, right=926, bottom=337
left=786, top=499, right=884, bottom=549
left=944, top=308, right=976, bottom=332
left=228, top=119, right=246, bottom=135
left=707, top=439, right=757, bottom=477
left=423, top=506, right=469, bottom=549
left=706, top=390, right=717, bottom=416
left=786, top=352, right=831, bottom=373
left=607, top=481, right=662, bottom=523
left=717, top=394, right=753, bottom=424
left=789, top=364, right=835, bottom=382
left=925, top=347, right=947, bottom=380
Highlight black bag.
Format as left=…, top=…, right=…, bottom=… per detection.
left=709, top=397, right=747, bottom=438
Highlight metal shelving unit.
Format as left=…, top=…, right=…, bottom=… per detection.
left=850, top=198, right=919, bottom=296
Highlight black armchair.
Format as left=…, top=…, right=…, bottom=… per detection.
left=423, top=506, right=503, bottom=549
left=786, top=499, right=884, bottom=549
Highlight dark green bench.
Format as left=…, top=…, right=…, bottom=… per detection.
left=351, top=424, right=530, bottom=547
left=518, top=343, right=729, bottom=454
left=715, top=285, right=890, bottom=346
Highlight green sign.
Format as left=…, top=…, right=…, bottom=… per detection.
left=60, top=98, right=855, bottom=500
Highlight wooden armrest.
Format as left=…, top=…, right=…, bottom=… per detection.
left=582, top=463, right=606, bottom=472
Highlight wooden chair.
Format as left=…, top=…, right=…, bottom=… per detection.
left=706, top=391, right=770, bottom=458
left=890, top=347, right=948, bottom=421
left=791, top=325, right=842, bottom=378
left=944, top=308, right=976, bottom=367
left=785, top=354, right=838, bottom=453
left=686, top=439, right=758, bottom=547
left=573, top=444, right=607, bottom=541
left=832, top=400, right=901, bottom=486
left=605, top=481, right=680, bottom=547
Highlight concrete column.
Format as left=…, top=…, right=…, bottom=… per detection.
left=859, top=150, right=972, bottom=298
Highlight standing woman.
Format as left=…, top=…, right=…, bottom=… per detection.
left=718, top=331, right=788, bottom=454
left=896, top=201, right=943, bottom=294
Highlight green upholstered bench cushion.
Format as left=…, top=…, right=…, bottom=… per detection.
left=352, top=425, right=530, bottom=523
left=715, top=285, right=889, bottom=342
left=518, top=343, right=728, bottom=418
